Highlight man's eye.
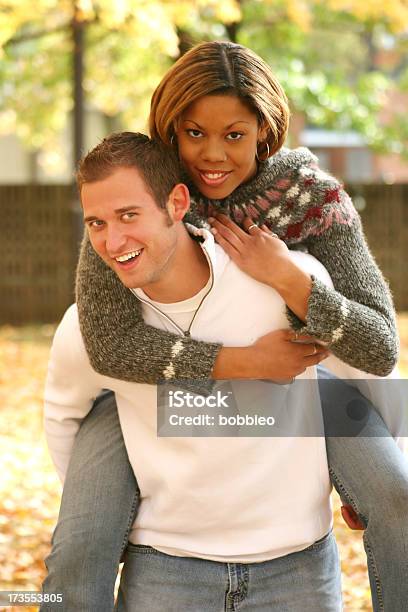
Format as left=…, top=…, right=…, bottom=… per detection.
left=122, top=212, right=138, bottom=221
left=186, top=129, right=203, bottom=139
left=89, top=220, right=104, bottom=228
left=226, top=132, right=243, bottom=141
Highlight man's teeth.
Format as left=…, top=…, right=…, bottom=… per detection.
left=116, top=250, right=141, bottom=262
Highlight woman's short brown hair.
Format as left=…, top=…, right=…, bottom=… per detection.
left=149, top=41, right=290, bottom=158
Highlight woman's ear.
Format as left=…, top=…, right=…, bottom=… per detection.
left=257, top=122, right=269, bottom=144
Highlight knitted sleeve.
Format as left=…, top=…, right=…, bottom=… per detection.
left=75, top=235, right=222, bottom=384
left=281, top=174, right=398, bottom=376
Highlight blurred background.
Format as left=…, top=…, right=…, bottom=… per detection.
left=0, top=1, right=407, bottom=610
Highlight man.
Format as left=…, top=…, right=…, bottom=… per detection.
left=43, top=132, right=366, bottom=610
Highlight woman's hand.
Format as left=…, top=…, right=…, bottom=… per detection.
left=208, top=213, right=291, bottom=288
left=213, top=329, right=329, bottom=381
left=209, top=213, right=312, bottom=322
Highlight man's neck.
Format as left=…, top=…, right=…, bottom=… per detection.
left=142, top=230, right=210, bottom=303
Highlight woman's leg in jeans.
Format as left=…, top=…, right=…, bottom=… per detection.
left=318, top=367, right=408, bottom=612
left=41, top=391, right=139, bottom=612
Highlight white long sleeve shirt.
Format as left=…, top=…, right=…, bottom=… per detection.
left=44, top=226, right=403, bottom=563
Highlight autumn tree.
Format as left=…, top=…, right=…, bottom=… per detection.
left=0, top=0, right=407, bottom=169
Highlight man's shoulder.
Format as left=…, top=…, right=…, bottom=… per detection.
left=58, top=303, right=81, bottom=336
left=220, top=247, right=333, bottom=290
left=51, top=303, right=90, bottom=368
left=288, top=250, right=333, bottom=288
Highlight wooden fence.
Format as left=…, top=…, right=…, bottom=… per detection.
left=351, top=184, right=408, bottom=312
left=0, top=183, right=407, bottom=325
left=0, top=185, right=79, bottom=324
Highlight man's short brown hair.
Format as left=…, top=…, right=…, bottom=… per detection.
left=76, top=132, right=182, bottom=209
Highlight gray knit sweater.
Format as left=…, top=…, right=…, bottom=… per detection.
left=75, top=147, right=398, bottom=382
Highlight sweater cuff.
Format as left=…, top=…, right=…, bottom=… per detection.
left=170, top=340, right=222, bottom=395
left=172, top=339, right=222, bottom=380
left=286, top=276, right=345, bottom=343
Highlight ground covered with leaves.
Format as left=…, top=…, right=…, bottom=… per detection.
left=1, top=317, right=407, bottom=611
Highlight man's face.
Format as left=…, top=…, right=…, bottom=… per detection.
left=82, top=167, right=179, bottom=290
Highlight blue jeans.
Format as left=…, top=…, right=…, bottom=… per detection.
left=41, top=392, right=140, bottom=611
left=318, top=375, right=408, bottom=612
left=115, top=534, right=341, bottom=612
left=41, top=373, right=408, bottom=612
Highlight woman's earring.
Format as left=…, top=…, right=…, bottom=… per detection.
left=170, top=134, right=176, bottom=146
left=256, top=141, right=270, bottom=161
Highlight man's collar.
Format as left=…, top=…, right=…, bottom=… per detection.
left=130, top=223, right=228, bottom=304
left=183, top=223, right=228, bottom=283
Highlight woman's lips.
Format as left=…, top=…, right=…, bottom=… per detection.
left=198, top=170, right=231, bottom=187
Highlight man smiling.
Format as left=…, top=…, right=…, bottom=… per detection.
left=82, top=166, right=209, bottom=300
left=44, top=132, right=346, bottom=611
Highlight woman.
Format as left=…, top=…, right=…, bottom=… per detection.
left=42, top=42, right=408, bottom=611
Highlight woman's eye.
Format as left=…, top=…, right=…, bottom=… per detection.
left=186, top=129, right=203, bottom=139
left=226, top=132, right=243, bottom=141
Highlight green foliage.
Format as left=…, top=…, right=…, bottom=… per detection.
left=0, top=28, right=71, bottom=149
left=238, top=1, right=407, bottom=156
left=0, top=0, right=407, bottom=162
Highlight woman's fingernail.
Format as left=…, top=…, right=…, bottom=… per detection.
left=210, top=228, right=217, bottom=235
left=208, top=217, right=215, bottom=223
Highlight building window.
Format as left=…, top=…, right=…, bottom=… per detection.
left=345, top=149, right=372, bottom=183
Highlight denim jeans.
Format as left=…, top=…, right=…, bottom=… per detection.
left=41, top=391, right=140, bottom=612
left=115, top=533, right=341, bottom=612
left=41, top=373, right=408, bottom=612
left=317, top=371, right=408, bottom=612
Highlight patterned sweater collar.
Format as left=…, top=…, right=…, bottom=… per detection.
left=183, top=146, right=318, bottom=208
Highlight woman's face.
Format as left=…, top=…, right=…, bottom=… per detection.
left=176, top=94, right=266, bottom=200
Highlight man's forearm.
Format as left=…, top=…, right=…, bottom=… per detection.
left=44, top=416, right=82, bottom=483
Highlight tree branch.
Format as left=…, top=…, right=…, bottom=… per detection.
left=4, top=23, right=71, bottom=48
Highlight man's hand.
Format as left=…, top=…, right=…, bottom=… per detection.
left=213, top=329, right=329, bottom=380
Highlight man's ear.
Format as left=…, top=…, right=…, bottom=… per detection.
left=166, top=183, right=190, bottom=222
